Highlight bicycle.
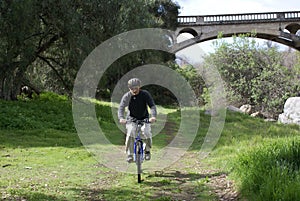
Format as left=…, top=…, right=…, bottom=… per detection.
left=130, top=118, right=150, bottom=183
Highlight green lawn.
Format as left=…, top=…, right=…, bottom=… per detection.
left=0, top=95, right=299, bottom=200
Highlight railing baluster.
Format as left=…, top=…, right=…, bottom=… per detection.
left=177, top=11, right=300, bottom=25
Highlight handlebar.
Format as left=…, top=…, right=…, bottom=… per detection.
left=119, top=117, right=155, bottom=125
left=129, top=118, right=150, bottom=125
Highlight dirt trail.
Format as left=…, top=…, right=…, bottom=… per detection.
left=207, top=173, right=240, bottom=201
left=159, top=121, right=241, bottom=201
left=161, top=153, right=241, bottom=201
left=86, top=121, right=242, bottom=201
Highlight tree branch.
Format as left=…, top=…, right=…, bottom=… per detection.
left=37, top=55, right=72, bottom=96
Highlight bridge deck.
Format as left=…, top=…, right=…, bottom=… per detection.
left=178, top=11, right=300, bottom=25
left=174, top=11, right=300, bottom=52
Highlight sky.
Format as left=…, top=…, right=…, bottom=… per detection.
left=176, top=0, right=300, bottom=16
left=174, top=0, right=300, bottom=63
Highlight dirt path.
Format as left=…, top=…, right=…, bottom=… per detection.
left=162, top=153, right=241, bottom=201
left=159, top=122, right=240, bottom=201
left=86, top=153, right=241, bottom=201
left=85, top=121, right=242, bottom=201
left=206, top=171, right=240, bottom=201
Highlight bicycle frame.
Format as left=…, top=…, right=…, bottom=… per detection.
left=131, top=118, right=149, bottom=183
left=133, top=123, right=144, bottom=164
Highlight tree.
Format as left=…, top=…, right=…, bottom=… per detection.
left=204, top=34, right=300, bottom=118
left=0, top=0, right=180, bottom=100
left=96, top=0, right=180, bottom=100
left=0, top=0, right=42, bottom=100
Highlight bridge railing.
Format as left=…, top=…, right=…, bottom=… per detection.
left=178, top=11, right=300, bottom=25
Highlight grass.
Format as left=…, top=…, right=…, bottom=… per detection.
left=199, top=110, right=300, bottom=168
left=232, top=137, right=300, bottom=201
left=0, top=93, right=299, bottom=200
left=0, top=128, right=102, bottom=200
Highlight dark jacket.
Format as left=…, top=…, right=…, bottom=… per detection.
left=118, top=90, right=157, bottom=120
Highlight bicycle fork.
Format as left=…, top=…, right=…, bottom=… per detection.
left=133, top=139, right=144, bottom=165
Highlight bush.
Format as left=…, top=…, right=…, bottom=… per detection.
left=205, top=34, right=300, bottom=118
left=37, top=91, right=69, bottom=101
left=0, top=93, right=73, bottom=131
left=0, top=93, right=116, bottom=132
left=233, top=138, right=300, bottom=200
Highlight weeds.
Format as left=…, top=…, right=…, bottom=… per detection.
left=233, top=138, right=300, bottom=200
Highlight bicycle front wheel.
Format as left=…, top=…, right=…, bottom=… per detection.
left=136, top=141, right=143, bottom=183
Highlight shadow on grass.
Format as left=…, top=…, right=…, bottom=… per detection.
left=142, top=170, right=224, bottom=200
left=144, top=169, right=225, bottom=185
left=72, top=170, right=222, bottom=201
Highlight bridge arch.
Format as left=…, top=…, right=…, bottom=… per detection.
left=285, top=23, right=300, bottom=34
left=178, top=28, right=198, bottom=37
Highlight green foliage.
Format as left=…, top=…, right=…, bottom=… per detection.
left=0, top=93, right=73, bottom=131
left=0, top=0, right=180, bottom=100
left=233, top=138, right=300, bottom=200
left=37, top=92, right=69, bottom=102
left=109, top=60, right=203, bottom=107
left=175, top=64, right=204, bottom=96
left=205, top=33, right=300, bottom=118
left=98, top=50, right=176, bottom=101
left=151, top=0, right=180, bottom=30
left=144, top=61, right=220, bottom=107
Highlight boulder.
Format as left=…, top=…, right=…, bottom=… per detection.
left=240, top=104, right=252, bottom=114
left=250, top=111, right=265, bottom=118
left=278, top=97, right=300, bottom=125
left=227, top=105, right=243, bottom=113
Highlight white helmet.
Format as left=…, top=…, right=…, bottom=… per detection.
left=128, top=78, right=141, bottom=88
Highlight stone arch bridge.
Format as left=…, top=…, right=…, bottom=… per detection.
left=172, top=11, right=300, bottom=52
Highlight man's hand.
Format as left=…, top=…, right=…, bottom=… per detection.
left=119, top=119, right=127, bottom=124
left=149, top=117, right=156, bottom=123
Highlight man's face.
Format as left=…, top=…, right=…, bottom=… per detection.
left=129, top=86, right=140, bottom=95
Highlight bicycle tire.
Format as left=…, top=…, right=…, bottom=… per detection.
left=138, top=173, right=142, bottom=183
left=136, top=141, right=143, bottom=183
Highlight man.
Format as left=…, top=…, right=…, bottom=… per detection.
left=118, top=78, right=157, bottom=163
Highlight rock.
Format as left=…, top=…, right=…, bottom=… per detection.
left=264, top=118, right=277, bottom=122
left=227, top=105, right=243, bottom=113
left=250, top=111, right=265, bottom=118
left=278, top=97, right=300, bottom=125
left=205, top=109, right=219, bottom=116
left=239, top=104, right=252, bottom=114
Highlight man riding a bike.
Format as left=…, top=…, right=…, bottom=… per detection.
left=118, top=78, right=157, bottom=163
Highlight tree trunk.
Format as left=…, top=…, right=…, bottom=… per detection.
left=11, top=67, right=25, bottom=100
left=0, top=72, right=14, bottom=100
left=0, top=65, right=24, bottom=100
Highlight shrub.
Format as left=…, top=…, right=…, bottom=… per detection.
left=37, top=91, right=69, bottom=101
left=205, top=34, right=300, bottom=118
left=0, top=93, right=73, bottom=131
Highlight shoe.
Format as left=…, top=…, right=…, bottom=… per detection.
left=145, top=151, right=151, bottom=161
left=127, top=155, right=134, bottom=163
